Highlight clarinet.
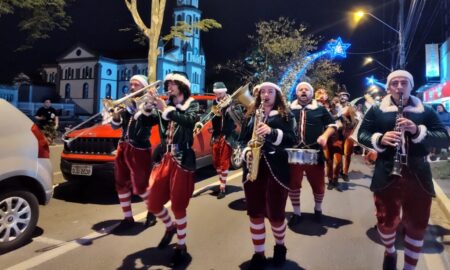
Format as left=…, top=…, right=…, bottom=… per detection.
left=390, top=94, right=405, bottom=177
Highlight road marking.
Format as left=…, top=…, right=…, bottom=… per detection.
left=34, top=236, right=66, bottom=245
left=6, top=170, right=242, bottom=270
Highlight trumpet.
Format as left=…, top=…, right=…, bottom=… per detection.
left=102, top=80, right=163, bottom=113
left=62, top=80, right=162, bottom=145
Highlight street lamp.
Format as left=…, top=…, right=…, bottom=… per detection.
left=355, top=9, right=405, bottom=69
left=364, top=57, right=392, bottom=72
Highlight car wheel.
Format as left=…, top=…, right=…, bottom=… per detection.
left=230, top=146, right=243, bottom=169
left=0, top=190, right=39, bottom=253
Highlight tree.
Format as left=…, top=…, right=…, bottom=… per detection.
left=124, top=0, right=221, bottom=82
left=0, top=0, right=72, bottom=51
left=217, top=17, right=342, bottom=97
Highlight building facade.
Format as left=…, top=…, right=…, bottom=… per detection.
left=418, top=37, right=450, bottom=111
left=41, top=0, right=206, bottom=115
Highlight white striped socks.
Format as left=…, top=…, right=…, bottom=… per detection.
left=271, top=222, right=287, bottom=245
left=118, top=191, right=133, bottom=219
left=176, top=216, right=187, bottom=246
left=250, top=219, right=266, bottom=254
left=289, top=190, right=301, bottom=216
left=155, top=207, right=173, bottom=229
left=377, top=227, right=396, bottom=254
left=403, top=234, right=424, bottom=269
left=313, top=192, right=324, bottom=211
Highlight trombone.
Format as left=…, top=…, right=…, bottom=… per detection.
left=62, top=80, right=162, bottom=145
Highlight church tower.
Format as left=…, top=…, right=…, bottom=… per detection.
left=173, top=0, right=201, bottom=55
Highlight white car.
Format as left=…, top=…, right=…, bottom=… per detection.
left=0, top=99, right=53, bottom=253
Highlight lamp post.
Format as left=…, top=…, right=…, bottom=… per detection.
left=355, top=8, right=405, bottom=69
left=364, top=57, right=393, bottom=72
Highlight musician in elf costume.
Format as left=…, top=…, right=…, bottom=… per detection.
left=211, top=82, right=236, bottom=199
left=331, top=88, right=359, bottom=185
left=358, top=70, right=449, bottom=270
left=146, top=73, right=199, bottom=267
left=287, top=82, right=337, bottom=226
left=239, top=82, right=296, bottom=270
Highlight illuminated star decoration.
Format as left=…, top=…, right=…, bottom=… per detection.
left=281, top=37, right=351, bottom=100
left=326, top=37, right=351, bottom=59
left=366, top=76, right=376, bottom=85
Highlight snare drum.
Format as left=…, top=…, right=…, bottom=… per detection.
left=285, top=148, right=319, bottom=165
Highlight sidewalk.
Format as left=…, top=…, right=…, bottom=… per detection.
left=431, top=159, right=450, bottom=221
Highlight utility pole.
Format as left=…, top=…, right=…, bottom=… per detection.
left=398, top=0, right=406, bottom=69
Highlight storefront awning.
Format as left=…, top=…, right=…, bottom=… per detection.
left=421, top=81, right=450, bottom=103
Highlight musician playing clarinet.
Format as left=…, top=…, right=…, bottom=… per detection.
left=110, top=75, right=159, bottom=233
left=287, top=82, right=337, bottom=226
left=358, top=70, right=450, bottom=270
left=239, top=82, right=296, bottom=270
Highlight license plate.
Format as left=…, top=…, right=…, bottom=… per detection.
left=71, top=164, right=93, bottom=176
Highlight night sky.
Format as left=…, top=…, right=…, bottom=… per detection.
left=0, top=0, right=445, bottom=98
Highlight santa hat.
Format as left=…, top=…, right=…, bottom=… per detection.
left=386, top=70, right=414, bottom=89
left=213, top=82, right=227, bottom=93
left=164, top=73, right=191, bottom=89
left=129, top=75, right=149, bottom=87
left=259, top=82, right=281, bottom=92
left=296, top=82, right=314, bottom=93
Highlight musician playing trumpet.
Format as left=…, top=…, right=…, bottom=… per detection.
left=239, top=82, right=296, bottom=270
left=110, top=74, right=159, bottom=233
left=210, top=82, right=236, bottom=199
left=358, top=70, right=450, bottom=270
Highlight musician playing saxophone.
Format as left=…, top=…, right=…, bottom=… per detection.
left=239, top=82, right=296, bottom=270
left=358, top=70, right=450, bottom=270
left=287, top=82, right=337, bottom=226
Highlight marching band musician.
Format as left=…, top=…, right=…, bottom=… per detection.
left=239, top=82, right=296, bottom=270
left=329, top=88, right=359, bottom=188
left=146, top=72, right=199, bottom=267
left=211, top=82, right=236, bottom=199
left=110, top=74, right=159, bottom=233
left=358, top=70, right=450, bottom=270
left=287, top=82, right=337, bottom=226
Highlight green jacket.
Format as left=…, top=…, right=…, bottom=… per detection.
left=358, top=95, right=450, bottom=195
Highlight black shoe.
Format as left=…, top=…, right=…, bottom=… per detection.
left=217, top=190, right=226, bottom=199
left=111, top=218, right=135, bottom=233
left=248, top=253, right=267, bottom=270
left=327, top=182, right=334, bottom=190
left=314, top=210, right=322, bottom=223
left=341, top=174, right=350, bottom=182
left=382, top=252, right=397, bottom=270
left=288, top=214, right=303, bottom=227
left=170, top=247, right=188, bottom=267
left=144, top=212, right=157, bottom=227
left=273, top=244, right=287, bottom=267
left=157, top=227, right=176, bottom=249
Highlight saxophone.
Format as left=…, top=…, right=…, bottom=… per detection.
left=246, top=100, right=265, bottom=181
left=390, top=93, right=407, bottom=177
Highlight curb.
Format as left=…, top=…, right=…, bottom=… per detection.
left=433, top=179, right=450, bottom=222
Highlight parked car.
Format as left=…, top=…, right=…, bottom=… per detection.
left=60, top=95, right=243, bottom=183
left=0, top=99, right=53, bottom=253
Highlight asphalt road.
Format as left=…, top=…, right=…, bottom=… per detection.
left=1, top=148, right=449, bottom=270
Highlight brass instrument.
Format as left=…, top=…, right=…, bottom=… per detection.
left=193, top=83, right=254, bottom=135
left=62, top=80, right=162, bottom=145
left=390, top=93, right=407, bottom=177
left=102, top=80, right=162, bottom=113
left=246, top=100, right=265, bottom=182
